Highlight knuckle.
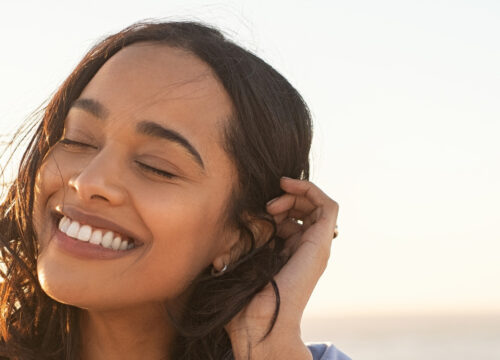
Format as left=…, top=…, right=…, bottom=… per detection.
left=329, top=198, right=339, bottom=209
left=326, top=199, right=339, bottom=213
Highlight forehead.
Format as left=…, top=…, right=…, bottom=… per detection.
left=88, top=42, right=227, bottom=104
left=76, top=42, right=234, bottom=171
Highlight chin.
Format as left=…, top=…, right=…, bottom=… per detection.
left=36, top=248, right=108, bottom=309
left=36, top=249, right=173, bottom=311
left=37, top=254, right=84, bottom=307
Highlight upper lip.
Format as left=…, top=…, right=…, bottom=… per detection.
left=54, top=205, right=143, bottom=245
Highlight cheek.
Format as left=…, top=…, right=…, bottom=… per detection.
left=34, top=148, right=69, bottom=197
left=33, top=151, right=65, bottom=243
left=132, top=190, right=227, bottom=293
left=34, top=148, right=78, bottom=212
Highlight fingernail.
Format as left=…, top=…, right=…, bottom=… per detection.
left=266, top=197, right=279, bottom=206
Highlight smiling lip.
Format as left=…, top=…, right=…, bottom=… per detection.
left=53, top=227, right=137, bottom=260
left=53, top=205, right=144, bottom=246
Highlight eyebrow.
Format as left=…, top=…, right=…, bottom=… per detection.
left=70, top=98, right=205, bottom=169
left=72, top=98, right=109, bottom=119
left=136, top=121, right=204, bottom=169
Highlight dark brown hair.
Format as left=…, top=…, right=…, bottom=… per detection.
left=0, top=21, right=312, bottom=359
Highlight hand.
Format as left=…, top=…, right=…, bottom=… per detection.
left=226, top=177, right=339, bottom=360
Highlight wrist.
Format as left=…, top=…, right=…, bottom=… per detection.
left=230, top=329, right=312, bottom=360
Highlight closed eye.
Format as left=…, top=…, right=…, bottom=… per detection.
left=59, top=138, right=95, bottom=148
left=60, top=138, right=176, bottom=179
left=136, top=162, right=176, bottom=179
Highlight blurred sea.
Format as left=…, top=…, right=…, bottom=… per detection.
left=301, top=313, right=500, bottom=360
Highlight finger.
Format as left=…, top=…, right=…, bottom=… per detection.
left=271, top=211, right=288, bottom=225
left=275, top=218, right=303, bottom=239
left=266, top=192, right=316, bottom=216
left=308, top=206, right=327, bottom=226
left=280, top=231, right=303, bottom=259
left=280, top=177, right=338, bottom=212
left=274, top=207, right=320, bottom=231
left=302, top=207, right=322, bottom=229
left=274, top=214, right=339, bottom=313
left=280, top=178, right=339, bottom=234
left=266, top=192, right=318, bottom=228
left=271, top=208, right=311, bottom=225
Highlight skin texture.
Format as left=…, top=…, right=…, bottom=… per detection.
left=32, top=43, right=340, bottom=360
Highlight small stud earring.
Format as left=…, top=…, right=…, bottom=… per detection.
left=211, top=263, right=228, bottom=277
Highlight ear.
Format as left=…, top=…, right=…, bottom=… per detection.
left=211, top=214, right=274, bottom=271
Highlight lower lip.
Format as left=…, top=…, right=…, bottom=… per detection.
left=53, top=227, right=137, bottom=260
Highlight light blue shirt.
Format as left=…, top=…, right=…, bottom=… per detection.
left=307, top=342, right=351, bottom=360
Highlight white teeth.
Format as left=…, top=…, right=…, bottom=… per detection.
left=66, top=221, right=80, bottom=238
left=101, top=231, right=114, bottom=249
left=89, top=230, right=103, bottom=245
left=58, top=216, right=71, bottom=233
left=77, top=225, right=92, bottom=242
left=119, top=240, right=128, bottom=251
left=58, top=215, right=136, bottom=251
left=111, top=236, right=122, bottom=250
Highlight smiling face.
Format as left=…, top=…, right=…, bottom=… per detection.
left=33, top=43, right=239, bottom=310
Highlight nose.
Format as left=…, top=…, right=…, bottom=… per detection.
left=68, top=149, right=126, bottom=205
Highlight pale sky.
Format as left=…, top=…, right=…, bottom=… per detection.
left=1, top=0, right=499, bottom=317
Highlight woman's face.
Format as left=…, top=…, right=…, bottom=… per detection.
left=33, top=43, right=238, bottom=310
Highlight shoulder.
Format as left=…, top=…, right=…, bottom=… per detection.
left=306, top=342, right=352, bottom=360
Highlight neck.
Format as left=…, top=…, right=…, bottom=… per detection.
left=79, top=303, right=175, bottom=360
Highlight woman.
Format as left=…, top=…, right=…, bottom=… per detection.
left=0, top=21, right=350, bottom=360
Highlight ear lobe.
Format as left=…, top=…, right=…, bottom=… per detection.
left=211, top=227, right=241, bottom=272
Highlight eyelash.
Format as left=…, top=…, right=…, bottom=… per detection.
left=135, top=162, right=176, bottom=179
left=59, top=138, right=176, bottom=179
left=59, top=138, right=93, bottom=148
